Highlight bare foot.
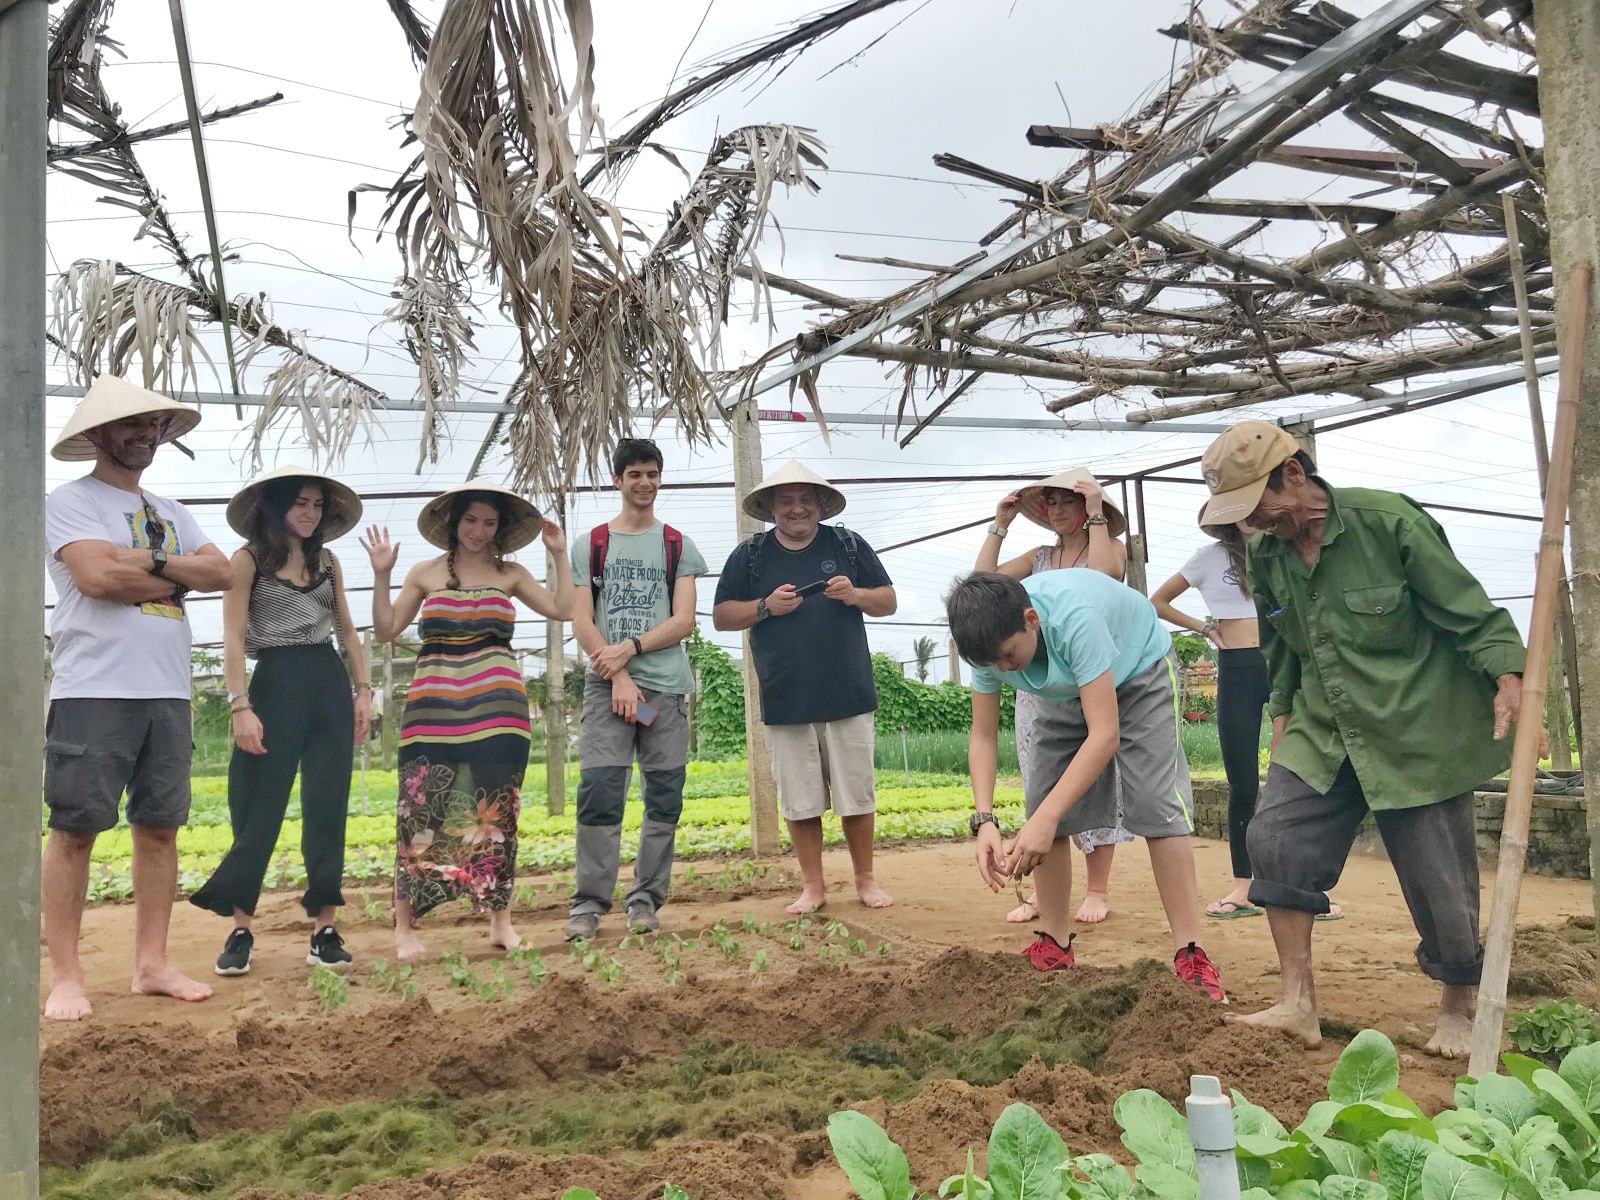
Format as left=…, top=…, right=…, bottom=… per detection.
left=395, top=924, right=429, bottom=964
left=1075, top=891, right=1110, bottom=924
left=1425, top=989, right=1475, bottom=1059
left=1424, top=1011, right=1472, bottom=1060
left=1226, top=1002, right=1322, bottom=1049
left=44, top=979, right=92, bottom=1021
left=785, top=885, right=827, bottom=915
left=131, top=965, right=212, bottom=1004
left=488, top=912, right=522, bottom=951
left=856, top=879, right=894, bottom=909
left=1005, top=899, right=1038, bottom=924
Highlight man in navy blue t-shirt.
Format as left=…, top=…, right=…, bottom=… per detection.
left=713, top=461, right=897, bottom=914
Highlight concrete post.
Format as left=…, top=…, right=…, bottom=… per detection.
left=730, top=398, right=781, bottom=856
left=948, top=636, right=961, bottom=684
left=1534, top=0, right=1600, bottom=952
left=0, top=3, right=46, bottom=1196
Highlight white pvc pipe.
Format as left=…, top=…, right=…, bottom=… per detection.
left=1186, top=1074, right=1242, bottom=1200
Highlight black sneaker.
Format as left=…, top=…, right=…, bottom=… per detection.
left=307, top=925, right=353, bottom=969
left=215, top=928, right=253, bottom=976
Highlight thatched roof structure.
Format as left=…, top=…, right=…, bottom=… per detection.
left=743, top=0, right=1550, bottom=445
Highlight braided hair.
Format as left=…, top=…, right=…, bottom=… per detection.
left=444, top=491, right=513, bottom=589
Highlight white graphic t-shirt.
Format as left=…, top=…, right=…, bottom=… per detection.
left=46, top=476, right=212, bottom=700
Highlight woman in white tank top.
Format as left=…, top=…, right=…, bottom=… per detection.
left=1153, top=512, right=1341, bottom=922
left=975, top=467, right=1133, bottom=927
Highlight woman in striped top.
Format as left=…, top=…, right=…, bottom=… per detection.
left=363, top=479, right=572, bottom=961
left=192, top=466, right=369, bottom=978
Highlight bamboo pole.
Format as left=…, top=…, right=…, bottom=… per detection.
left=731, top=398, right=782, bottom=856
left=1504, top=192, right=1583, bottom=758
left=1468, top=261, right=1592, bottom=1078
left=0, top=3, right=45, bottom=1195
left=544, top=508, right=568, bottom=815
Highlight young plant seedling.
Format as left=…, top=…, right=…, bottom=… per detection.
left=750, top=950, right=769, bottom=974
left=505, top=944, right=548, bottom=987
left=309, top=964, right=348, bottom=1010
left=439, top=950, right=479, bottom=991
left=358, top=888, right=387, bottom=923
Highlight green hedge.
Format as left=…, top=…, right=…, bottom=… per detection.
left=685, top=632, right=1013, bottom=758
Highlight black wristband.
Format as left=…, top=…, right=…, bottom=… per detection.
left=629, top=636, right=644, bottom=657
left=969, top=811, right=1000, bottom=837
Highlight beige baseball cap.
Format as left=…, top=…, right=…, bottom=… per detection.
left=1198, top=420, right=1300, bottom=527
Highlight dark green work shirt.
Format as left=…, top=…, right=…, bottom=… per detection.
left=1250, top=483, right=1527, bottom=810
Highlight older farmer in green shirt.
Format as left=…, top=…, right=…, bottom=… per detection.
left=1199, top=421, right=1530, bottom=1061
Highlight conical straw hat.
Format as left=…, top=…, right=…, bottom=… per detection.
left=51, top=375, right=202, bottom=462
left=417, top=478, right=543, bottom=551
left=1015, top=467, right=1127, bottom=537
left=227, top=465, right=364, bottom=540
left=743, top=459, right=847, bottom=522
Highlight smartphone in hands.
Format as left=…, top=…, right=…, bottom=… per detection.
left=634, top=699, right=659, bottom=726
left=794, top=579, right=828, bottom=598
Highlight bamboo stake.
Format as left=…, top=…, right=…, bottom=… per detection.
left=1504, top=192, right=1584, bottom=754
left=1468, top=260, right=1592, bottom=1079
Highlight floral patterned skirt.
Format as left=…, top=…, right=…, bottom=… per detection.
left=1014, top=690, right=1133, bottom=855
left=395, top=740, right=526, bottom=919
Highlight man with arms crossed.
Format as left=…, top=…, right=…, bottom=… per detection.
left=43, top=376, right=233, bottom=1019
left=1201, top=420, right=1530, bottom=1057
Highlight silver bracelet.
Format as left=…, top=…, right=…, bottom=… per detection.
left=987, top=523, right=1009, bottom=539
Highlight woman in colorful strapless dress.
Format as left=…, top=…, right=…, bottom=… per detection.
left=362, top=478, right=572, bottom=961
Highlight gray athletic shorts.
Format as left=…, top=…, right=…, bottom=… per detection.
left=1023, top=653, right=1194, bottom=841
left=577, top=673, right=690, bottom=771
left=44, top=698, right=193, bottom=834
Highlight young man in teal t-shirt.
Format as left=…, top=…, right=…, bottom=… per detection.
left=567, top=438, right=707, bottom=940
left=947, top=569, right=1224, bottom=1001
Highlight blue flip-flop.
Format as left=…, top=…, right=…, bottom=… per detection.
left=1314, top=902, right=1345, bottom=922
left=1206, top=898, right=1262, bottom=919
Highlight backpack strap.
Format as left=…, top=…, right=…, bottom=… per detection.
left=587, top=524, right=611, bottom=590
left=662, top=524, right=684, bottom=594
left=745, top=528, right=772, bottom=587
left=831, top=524, right=862, bottom=574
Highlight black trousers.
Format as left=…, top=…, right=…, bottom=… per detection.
left=1215, top=647, right=1270, bottom=879
left=190, top=644, right=354, bottom=919
left=1247, top=760, right=1482, bottom=985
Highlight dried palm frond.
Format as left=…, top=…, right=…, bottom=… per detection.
left=51, top=259, right=216, bottom=394
left=233, top=293, right=384, bottom=468
left=364, top=0, right=830, bottom=493
left=387, top=273, right=479, bottom=471
left=499, top=123, right=828, bottom=495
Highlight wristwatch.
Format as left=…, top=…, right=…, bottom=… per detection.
left=987, top=523, right=1009, bottom=539
left=150, top=547, right=169, bottom=576
left=755, top=598, right=770, bottom=621
left=969, top=812, right=1000, bottom=837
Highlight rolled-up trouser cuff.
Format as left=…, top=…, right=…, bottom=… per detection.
left=1246, top=876, right=1333, bottom=916
left=1417, top=943, right=1483, bottom=987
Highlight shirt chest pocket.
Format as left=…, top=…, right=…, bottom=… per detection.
left=1340, top=582, right=1413, bottom=652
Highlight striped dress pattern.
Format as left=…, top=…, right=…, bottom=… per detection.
left=395, top=588, right=530, bottom=917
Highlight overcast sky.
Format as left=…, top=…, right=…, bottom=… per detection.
left=41, top=0, right=1551, bottom=674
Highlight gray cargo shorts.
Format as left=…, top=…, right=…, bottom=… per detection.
left=44, top=698, right=193, bottom=834
left=1024, top=654, right=1194, bottom=841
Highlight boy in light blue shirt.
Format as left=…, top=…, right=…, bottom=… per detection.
left=947, top=570, right=1223, bottom=1001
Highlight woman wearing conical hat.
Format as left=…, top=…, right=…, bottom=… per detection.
left=975, top=467, right=1134, bottom=926
left=361, top=479, right=573, bottom=962
left=190, top=466, right=370, bottom=978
